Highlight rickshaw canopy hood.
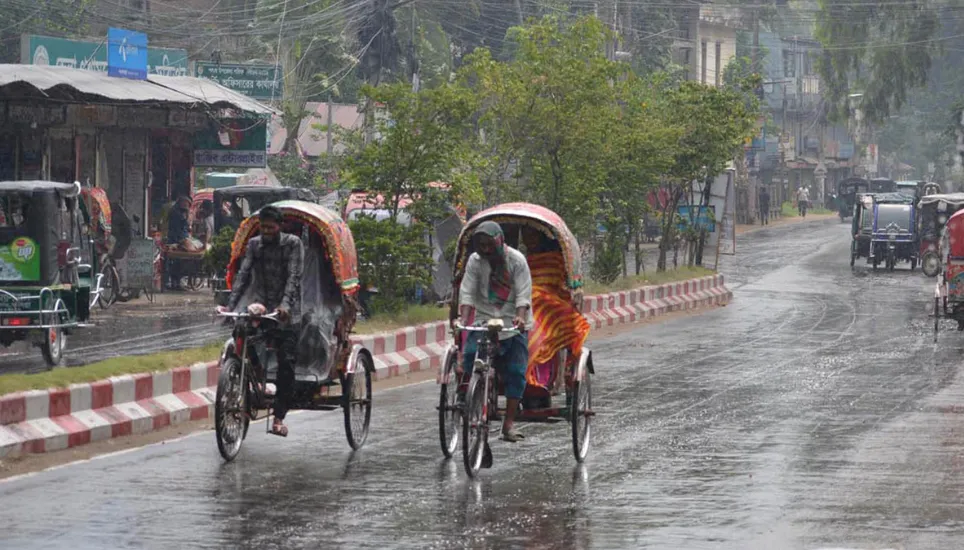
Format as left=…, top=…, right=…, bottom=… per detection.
left=455, top=203, right=582, bottom=290
left=918, top=193, right=964, bottom=209
left=944, top=209, right=964, bottom=258
left=227, top=200, right=359, bottom=294
left=0, top=180, right=80, bottom=195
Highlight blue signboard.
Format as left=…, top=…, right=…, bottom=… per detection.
left=677, top=205, right=716, bottom=233
left=107, top=28, right=148, bottom=80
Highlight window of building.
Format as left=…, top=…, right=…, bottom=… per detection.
left=715, top=42, right=722, bottom=86
left=701, top=41, right=708, bottom=83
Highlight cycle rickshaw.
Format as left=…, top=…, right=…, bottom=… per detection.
left=214, top=200, right=374, bottom=461
left=438, top=203, right=594, bottom=477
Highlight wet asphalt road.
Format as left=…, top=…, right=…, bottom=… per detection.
left=3, top=218, right=963, bottom=549
left=0, top=297, right=225, bottom=374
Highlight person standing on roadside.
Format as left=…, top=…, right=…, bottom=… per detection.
left=759, top=187, right=771, bottom=225
left=796, top=186, right=810, bottom=217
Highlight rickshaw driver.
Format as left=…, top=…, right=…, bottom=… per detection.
left=456, top=221, right=533, bottom=443
left=219, top=206, right=304, bottom=438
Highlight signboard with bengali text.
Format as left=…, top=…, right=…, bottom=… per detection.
left=194, top=62, right=282, bottom=100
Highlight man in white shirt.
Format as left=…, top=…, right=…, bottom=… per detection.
left=796, top=186, right=810, bottom=217
left=457, top=221, right=532, bottom=443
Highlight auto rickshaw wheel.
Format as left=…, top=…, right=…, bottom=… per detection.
left=40, top=327, right=65, bottom=367
left=438, top=348, right=461, bottom=459
left=571, top=375, right=592, bottom=463
left=215, top=357, right=248, bottom=462
left=343, top=354, right=373, bottom=450
left=922, top=252, right=941, bottom=278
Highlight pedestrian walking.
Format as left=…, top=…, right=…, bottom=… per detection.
left=759, top=187, right=771, bottom=225
left=796, top=186, right=810, bottom=217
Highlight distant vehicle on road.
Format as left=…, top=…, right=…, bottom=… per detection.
left=850, top=192, right=917, bottom=271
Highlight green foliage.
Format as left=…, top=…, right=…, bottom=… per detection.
left=1, top=0, right=93, bottom=63
left=590, top=228, right=625, bottom=285
left=267, top=152, right=323, bottom=189
left=350, top=217, right=432, bottom=313
left=816, top=0, right=941, bottom=124
left=460, top=16, right=624, bottom=238
left=342, top=82, right=483, bottom=223
left=203, top=227, right=237, bottom=275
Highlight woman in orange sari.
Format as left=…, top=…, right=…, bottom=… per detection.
left=522, top=228, right=590, bottom=399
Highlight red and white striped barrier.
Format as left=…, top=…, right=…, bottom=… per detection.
left=0, top=274, right=730, bottom=457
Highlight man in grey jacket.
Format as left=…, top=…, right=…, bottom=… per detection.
left=222, top=206, right=304, bottom=437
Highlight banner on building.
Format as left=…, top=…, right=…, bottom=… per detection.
left=194, top=62, right=282, bottom=100
left=194, top=119, right=268, bottom=168
left=107, top=28, right=148, bottom=80
left=21, top=34, right=188, bottom=76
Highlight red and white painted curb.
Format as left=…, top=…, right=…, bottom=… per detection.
left=0, top=274, right=729, bottom=457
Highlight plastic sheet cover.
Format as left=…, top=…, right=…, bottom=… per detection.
left=232, top=231, right=343, bottom=382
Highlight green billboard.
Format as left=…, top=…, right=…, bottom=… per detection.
left=194, top=119, right=268, bottom=168
left=20, top=34, right=188, bottom=76
left=194, top=62, right=282, bottom=100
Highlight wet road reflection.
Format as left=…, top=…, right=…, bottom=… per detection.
left=3, top=219, right=963, bottom=549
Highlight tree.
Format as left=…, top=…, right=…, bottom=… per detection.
left=0, top=1, right=93, bottom=63
left=257, top=0, right=359, bottom=154
left=460, top=16, right=623, bottom=239
left=816, top=0, right=941, bottom=124
left=655, top=80, right=758, bottom=271
left=340, top=81, right=482, bottom=312
left=601, top=73, right=681, bottom=275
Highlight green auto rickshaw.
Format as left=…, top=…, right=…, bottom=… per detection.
left=0, top=181, right=97, bottom=366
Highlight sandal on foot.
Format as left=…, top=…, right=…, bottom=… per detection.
left=501, top=430, right=525, bottom=442
left=270, top=424, right=288, bottom=437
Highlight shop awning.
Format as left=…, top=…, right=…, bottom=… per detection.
left=0, top=64, right=193, bottom=103
left=0, top=64, right=276, bottom=114
left=148, top=74, right=277, bottom=115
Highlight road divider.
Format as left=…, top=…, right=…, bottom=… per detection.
left=0, top=274, right=730, bottom=458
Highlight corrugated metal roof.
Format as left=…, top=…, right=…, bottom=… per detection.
left=0, top=65, right=276, bottom=114
left=0, top=64, right=194, bottom=103
left=148, top=74, right=277, bottom=115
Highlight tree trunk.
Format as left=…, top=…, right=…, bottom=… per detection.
left=634, top=225, right=642, bottom=274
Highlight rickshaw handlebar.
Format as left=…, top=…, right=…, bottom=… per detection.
left=453, top=322, right=521, bottom=335
left=217, top=311, right=281, bottom=321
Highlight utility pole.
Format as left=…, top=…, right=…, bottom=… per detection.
left=751, top=9, right=760, bottom=72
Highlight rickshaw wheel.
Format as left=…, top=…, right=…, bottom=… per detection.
left=462, top=374, right=488, bottom=479
left=343, top=354, right=373, bottom=450
left=215, top=357, right=248, bottom=462
left=184, top=275, right=205, bottom=292
left=923, top=252, right=941, bottom=278
left=438, top=348, right=461, bottom=459
left=571, top=375, right=592, bottom=463
left=99, top=264, right=120, bottom=309
left=41, top=327, right=65, bottom=367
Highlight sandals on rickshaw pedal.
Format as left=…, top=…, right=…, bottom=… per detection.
left=269, top=423, right=288, bottom=437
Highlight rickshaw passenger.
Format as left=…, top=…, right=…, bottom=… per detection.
left=223, top=206, right=304, bottom=437
left=458, top=221, right=532, bottom=442
left=520, top=228, right=590, bottom=393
